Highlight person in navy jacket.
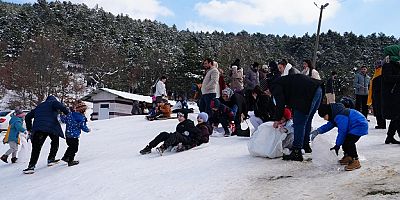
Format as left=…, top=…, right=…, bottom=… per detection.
left=311, top=103, right=368, bottom=171
left=23, top=96, right=69, bottom=174
left=60, top=101, right=90, bottom=166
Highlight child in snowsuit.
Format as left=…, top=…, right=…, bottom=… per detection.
left=196, top=112, right=212, bottom=145
left=139, top=110, right=201, bottom=155
left=311, top=103, right=368, bottom=171
left=1, top=109, right=26, bottom=164
left=60, top=101, right=90, bottom=166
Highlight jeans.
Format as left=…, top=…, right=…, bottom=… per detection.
left=199, top=93, right=216, bottom=116
left=292, top=87, right=322, bottom=149
left=28, top=131, right=59, bottom=167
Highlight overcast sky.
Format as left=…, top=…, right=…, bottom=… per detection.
left=6, top=0, right=400, bottom=37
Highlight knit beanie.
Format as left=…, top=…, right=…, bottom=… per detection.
left=197, top=112, right=209, bottom=122
left=74, top=101, right=87, bottom=113
left=210, top=98, right=220, bottom=109
left=283, top=108, right=292, bottom=120
left=318, top=104, right=332, bottom=118
left=222, top=88, right=234, bottom=98
left=177, top=109, right=188, bottom=119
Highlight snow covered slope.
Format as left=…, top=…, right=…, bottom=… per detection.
left=1, top=114, right=399, bottom=200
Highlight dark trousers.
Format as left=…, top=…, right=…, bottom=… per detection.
left=387, top=119, right=400, bottom=137
left=342, top=134, right=361, bottom=159
left=28, top=131, right=59, bottom=167
left=376, top=114, right=386, bottom=128
left=355, top=95, right=368, bottom=119
left=63, top=138, right=79, bottom=161
left=149, top=132, right=191, bottom=148
left=210, top=115, right=230, bottom=134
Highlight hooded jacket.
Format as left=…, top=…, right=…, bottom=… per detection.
left=60, top=112, right=90, bottom=138
left=353, top=72, right=370, bottom=95
left=4, top=115, right=26, bottom=143
left=25, top=96, right=70, bottom=138
left=317, top=103, right=368, bottom=146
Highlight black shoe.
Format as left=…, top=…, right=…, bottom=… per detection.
left=61, top=157, right=70, bottom=163
left=11, top=157, right=17, bottom=163
left=140, top=145, right=152, bottom=155
left=68, top=160, right=79, bottom=166
left=375, top=126, right=386, bottom=129
left=282, top=149, right=304, bottom=161
left=23, top=166, right=35, bottom=174
left=1, top=155, right=8, bottom=163
left=47, top=159, right=60, bottom=166
left=303, top=144, right=312, bottom=153
left=385, top=136, right=400, bottom=144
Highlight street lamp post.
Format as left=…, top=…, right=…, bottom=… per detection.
left=312, top=2, right=329, bottom=69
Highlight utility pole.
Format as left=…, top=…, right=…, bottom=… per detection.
left=312, top=2, right=329, bottom=69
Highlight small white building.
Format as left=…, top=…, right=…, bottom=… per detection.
left=81, top=88, right=153, bottom=120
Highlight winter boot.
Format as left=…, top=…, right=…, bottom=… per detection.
left=339, top=155, right=352, bottom=165
left=11, top=157, right=17, bottom=163
left=1, top=155, right=8, bottom=163
left=303, top=143, right=312, bottom=153
left=140, top=145, right=152, bottom=155
left=385, top=136, right=400, bottom=144
left=156, top=145, right=166, bottom=156
left=23, top=165, right=35, bottom=174
left=61, top=156, right=70, bottom=163
left=345, top=159, right=361, bottom=171
left=68, top=160, right=80, bottom=167
left=47, top=159, right=60, bottom=166
left=282, top=149, right=303, bottom=161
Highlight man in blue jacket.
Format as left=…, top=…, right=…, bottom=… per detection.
left=23, top=96, right=69, bottom=174
left=311, top=103, right=368, bottom=171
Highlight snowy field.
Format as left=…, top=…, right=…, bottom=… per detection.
left=1, top=113, right=400, bottom=200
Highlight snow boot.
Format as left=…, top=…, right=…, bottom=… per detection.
left=282, top=149, right=303, bottom=161
left=47, top=159, right=60, bottom=166
left=140, top=145, right=152, bottom=155
left=345, top=159, right=361, bottom=171
left=156, top=145, right=166, bottom=156
left=384, top=136, right=400, bottom=144
left=303, top=143, right=312, bottom=153
left=23, top=166, right=35, bottom=174
left=1, top=155, right=8, bottom=163
left=11, top=157, right=17, bottom=163
left=68, top=160, right=79, bottom=167
left=339, top=156, right=352, bottom=165
left=61, top=156, right=70, bottom=163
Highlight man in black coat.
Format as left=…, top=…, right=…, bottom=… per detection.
left=23, top=96, right=70, bottom=174
left=139, top=110, right=201, bottom=155
left=381, top=45, right=400, bottom=144
left=270, top=74, right=324, bottom=161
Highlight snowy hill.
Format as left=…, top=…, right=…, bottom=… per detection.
left=1, top=114, right=400, bottom=200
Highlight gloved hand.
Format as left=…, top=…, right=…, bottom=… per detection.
left=310, top=129, right=320, bottom=141
left=330, top=145, right=340, bottom=156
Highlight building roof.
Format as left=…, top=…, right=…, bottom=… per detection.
left=81, top=88, right=153, bottom=103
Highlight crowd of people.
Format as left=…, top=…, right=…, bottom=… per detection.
left=1, top=45, right=399, bottom=174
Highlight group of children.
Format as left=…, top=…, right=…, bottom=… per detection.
left=1, top=100, right=90, bottom=167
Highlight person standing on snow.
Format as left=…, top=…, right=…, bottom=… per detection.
left=23, top=96, right=70, bottom=174
left=1, top=109, right=27, bottom=164
left=353, top=66, right=370, bottom=119
left=154, top=76, right=167, bottom=103
left=60, top=101, right=90, bottom=167
left=367, top=60, right=386, bottom=130
left=199, top=58, right=219, bottom=116
left=381, top=45, right=400, bottom=144
left=325, top=71, right=337, bottom=104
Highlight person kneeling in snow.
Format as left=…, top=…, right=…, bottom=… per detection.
left=310, top=103, right=368, bottom=171
left=60, top=101, right=91, bottom=166
left=139, top=110, right=202, bottom=155
left=209, top=98, right=235, bottom=137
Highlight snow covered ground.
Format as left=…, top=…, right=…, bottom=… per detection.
left=1, top=114, right=400, bottom=200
